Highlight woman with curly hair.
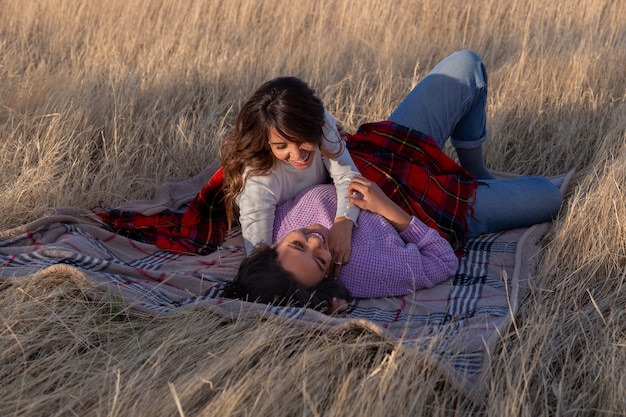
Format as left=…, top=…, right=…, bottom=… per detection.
left=220, top=76, right=361, bottom=269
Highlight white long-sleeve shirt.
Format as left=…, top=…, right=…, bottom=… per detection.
left=237, top=110, right=361, bottom=254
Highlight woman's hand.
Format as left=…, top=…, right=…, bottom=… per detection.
left=327, top=217, right=354, bottom=278
left=347, top=176, right=412, bottom=232
left=336, top=122, right=349, bottom=141
left=329, top=297, right=348, bottom=315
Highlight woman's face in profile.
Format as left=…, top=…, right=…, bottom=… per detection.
left=273, top=224, right=332, bottom=288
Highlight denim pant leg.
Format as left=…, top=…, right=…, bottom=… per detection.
left=466, top=177, right=563, bottom=238
left=388, top=49, right=488, bottom=150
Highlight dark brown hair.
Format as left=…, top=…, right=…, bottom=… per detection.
left=223, top=243, right=350, bottom=314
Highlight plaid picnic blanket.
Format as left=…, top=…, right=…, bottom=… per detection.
left=92, top=121, right=476, bottom=254
left=2, top=164, right=576, bottom=400
left=0, top=211, right=550, bottom=401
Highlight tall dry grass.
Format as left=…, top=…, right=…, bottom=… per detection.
left=0, top=0, right=624, bottom=415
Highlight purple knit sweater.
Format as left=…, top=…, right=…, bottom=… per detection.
left=273, top=184, right=458, bottom=298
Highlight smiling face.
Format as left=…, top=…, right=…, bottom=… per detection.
left=268, top=128, right=317, bottom=170
left=273, top=224, right=332, bottom=288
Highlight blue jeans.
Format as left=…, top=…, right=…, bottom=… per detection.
left=388, top=49, right=488, bottom=150
left=388, top=50, right=562, bottom=236
left=466, top=177, right=562, bottom=238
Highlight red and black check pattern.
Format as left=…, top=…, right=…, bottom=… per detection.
left=92, top=168, right=227, bottom=255
left=347, top=121, right=477, bottom=250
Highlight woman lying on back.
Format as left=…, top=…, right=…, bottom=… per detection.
left=226, top=167, right=562, bottom=314
left=224, top=177, right=460, bottom=314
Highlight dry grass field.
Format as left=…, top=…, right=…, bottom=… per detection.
left=1, top=0, right=625, bottom=415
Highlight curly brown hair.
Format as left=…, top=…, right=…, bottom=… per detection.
left=219, top=77, right=339, bottom=230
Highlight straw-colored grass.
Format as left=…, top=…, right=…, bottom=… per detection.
left=1, top=0, right=624, bottom=415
